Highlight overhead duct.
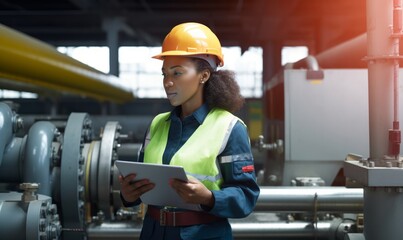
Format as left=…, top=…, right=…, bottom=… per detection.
left=293, top=31, right=403, bottom=69
left=0, top=24, right=134, bottom=103
left=315, top=34, right=367, bottom=69
left=289, top=34, right=366, bottom=69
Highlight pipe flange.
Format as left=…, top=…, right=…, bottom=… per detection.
left=97, top=121, right=121, bottom=219
left=60, top=113, right=92, bottom=238
left=39, top=201, right=62, bottom=240
left=26, top=198, right=61, bottom=240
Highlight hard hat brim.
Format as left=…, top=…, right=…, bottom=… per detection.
left=152, top=51, right=224, bottom=67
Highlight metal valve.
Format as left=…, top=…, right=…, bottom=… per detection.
left=20, top=183, right=39, bottom=202
left=257, top=135, right=284, bottom=154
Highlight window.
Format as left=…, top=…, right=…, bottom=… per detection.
left=281, top=46, right=308, bottom=66
left=58, top=46, right=263, bottom=98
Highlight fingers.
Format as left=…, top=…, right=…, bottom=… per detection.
left=128, top=179, right=154, bottom=194
left=170, top=178, right=204, bottom=202
left=119, top=174, right=136, bottom=186
left=119, top=174, right=155, bottom=202
left=170, top=178, right=214, bottom=207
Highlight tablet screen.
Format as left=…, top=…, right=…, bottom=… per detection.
left=115, top=160, right=200, bottom=211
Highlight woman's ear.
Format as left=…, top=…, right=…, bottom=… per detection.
left=201, top=70, right=211, bottom=83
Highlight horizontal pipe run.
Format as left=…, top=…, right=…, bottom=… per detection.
left=0, top=23, right=134, bottom=103
left=86, top=218, right=352, bottom=240
left=86, top=187, right=362, bottom=239
left=255, top=187, right=363, bottom=213
left=86, top=222, right=142, bottom=239
left=230, top=220, right=348, bottom=239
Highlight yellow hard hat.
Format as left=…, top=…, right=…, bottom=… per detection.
left=153, top=22, right=224, bottom=68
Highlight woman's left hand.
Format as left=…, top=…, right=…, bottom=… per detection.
left=170, top=177, right=215, bottom=208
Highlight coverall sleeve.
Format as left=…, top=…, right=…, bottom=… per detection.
left=206, top=121, right=260, bottom=218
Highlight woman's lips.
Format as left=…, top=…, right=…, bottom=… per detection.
left=166, top=92, right=177, bottom=99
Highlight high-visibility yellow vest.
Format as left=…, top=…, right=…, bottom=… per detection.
left=144, top=108, right=241, bottom=190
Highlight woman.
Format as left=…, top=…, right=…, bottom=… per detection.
left=119, top=22, right=260, bottom=240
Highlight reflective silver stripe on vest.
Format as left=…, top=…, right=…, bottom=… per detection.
left=218, top=117, right=238, bottom=155
left=219, top=153, right=254, bottom=164
left=186, top=172, right=222, bottom=183
left=142, top=127, right=151, bottom=152
left=210, top=116, right=238, bottom=184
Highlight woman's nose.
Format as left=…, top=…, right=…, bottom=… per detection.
left=164, top=81, right=173, bottom=88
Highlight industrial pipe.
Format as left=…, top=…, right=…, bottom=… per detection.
left=367, top=0, right=397, bottom=159
left=362, top=0, right=402, bottom=239
left=24, top=121, right=58, bottom=196
left=230, top=218, right=353, bottom=240
left=315, top=34, right=368, bottom=69
left=389, top=0, right=402, bottom=157
left=85, top=187, right=363, bottom=239
left=292, top=32, right=403, bottom=69
left=86, top=222, right=142, bottom=240
left=0, top=24, right=134, bottom=103
left=0, top=102, right=15, bottom=167
left=0, top=192, right=61, bottom=240
left=288, top=34, right=367, bottom=69
left=290, top=55, right=320, bottom=70
left=255, top=187, right=363, bottom=213
left=0, top=137, right=24, bottom=183
left=86, top=218, right=354, bottom=240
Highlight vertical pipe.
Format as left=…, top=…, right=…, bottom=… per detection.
left=103, top=18, right=120, bottom=77
left=365, top=1, right=403, bottom=240
left=389, top=0, right=402, bottom=157
left=262, top=41, right=283, bottom=185
left=0, top=102, right=14, bottom=167
left=367, top=0, right=395, bottom=159
left=107, top=29, right=119, bottom=77
left=364, top=188, right=403, bottom=239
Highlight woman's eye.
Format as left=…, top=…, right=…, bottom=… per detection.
left=174, top=71, right=182, bottom=76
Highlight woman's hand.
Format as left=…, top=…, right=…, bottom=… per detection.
left=119, top=174, right=155, bottom=203
left=170, top=177, right=215, bottom=208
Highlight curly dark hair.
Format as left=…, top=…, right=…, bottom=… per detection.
left=191, top=58, right=244, bottom=113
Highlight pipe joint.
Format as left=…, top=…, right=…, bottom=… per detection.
left=0, top=102, right=15, bottom=167
left=24, top=121, right=57, bottom=196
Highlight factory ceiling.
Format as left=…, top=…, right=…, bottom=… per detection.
left=0, top=0, right=366, bottom=53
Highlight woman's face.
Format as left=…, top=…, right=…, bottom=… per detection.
left=162, top=56, right=209, bottom=117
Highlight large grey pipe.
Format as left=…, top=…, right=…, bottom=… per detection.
left=0, top=137, right=24, bottom=182
left=86, top=187, right=362, bottom=239
left=363, top=1, right=403, bottom=240
left=24, top=121, right=56, bottom=196
left=255, top=187, right=363, bottom=213
left=0, top=102, right=14, bottom=167
left=86, top=218, right=353, bottom=240
left=231, top=218, right=352, bottom=240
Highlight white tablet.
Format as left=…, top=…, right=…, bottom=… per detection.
left=115, top=160, right=201, bottom=211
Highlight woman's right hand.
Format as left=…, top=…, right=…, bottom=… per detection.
left=119, top=174, right=155, bottom=203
